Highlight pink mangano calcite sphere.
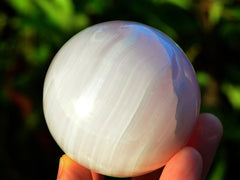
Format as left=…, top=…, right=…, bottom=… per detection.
left=43, top=21, right=200, bottom=177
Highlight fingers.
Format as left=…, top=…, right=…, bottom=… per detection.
left=187, top=113, right=223, bottom=179
left=57, top=154, right=103, bottom=180
left=160, top=146, right=203, bottom=180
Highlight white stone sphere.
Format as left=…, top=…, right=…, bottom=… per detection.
left=43, top=21, right=200, bottom=177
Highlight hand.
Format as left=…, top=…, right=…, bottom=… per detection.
left=56, top=113, right=222, bottom=180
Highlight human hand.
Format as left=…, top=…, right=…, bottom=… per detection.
left=56, top=113, right=222, bottom=180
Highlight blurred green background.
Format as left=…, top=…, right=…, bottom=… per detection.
left=0, top=0, right=239, bottom=179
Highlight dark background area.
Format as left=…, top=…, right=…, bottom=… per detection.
left=0, top=0, right=240, bottom=179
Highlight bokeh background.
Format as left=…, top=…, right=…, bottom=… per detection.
left=0, top=0, right=239, bottom=179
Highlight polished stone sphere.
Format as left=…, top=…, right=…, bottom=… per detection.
left=43, top=21, right=200, bottom=177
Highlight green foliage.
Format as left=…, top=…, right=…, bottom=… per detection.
left=1, top=0, right=240, bottom=179
left=209, top=1, right=223, bottom=25
left=208, top=155, right=226, bottom=180
left=152, top=0, right=191, bottom=10
left=222, top=83, right=240, bottom=110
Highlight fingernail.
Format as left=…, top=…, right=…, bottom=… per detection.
left=57, top=157, right=64, bottom=180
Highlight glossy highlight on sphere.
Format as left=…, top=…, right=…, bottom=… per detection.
left=43, top=21, right=200, bottom=177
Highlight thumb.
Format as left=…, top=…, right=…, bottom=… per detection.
left=57, top=154, right=103, bottom=180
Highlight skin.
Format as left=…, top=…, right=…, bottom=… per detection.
left=56, top=113, right=223, bottom=180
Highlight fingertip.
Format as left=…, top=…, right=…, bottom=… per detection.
left=160, top=147, right=203, bottom=180
left=185, top=147, right=203, bottom=172
left=199, top=113, right=223, bottom=138
left=184, top=146, right=203, bottom=165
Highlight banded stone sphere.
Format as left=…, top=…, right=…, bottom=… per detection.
left=43, top=21, right=200, bottom=177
